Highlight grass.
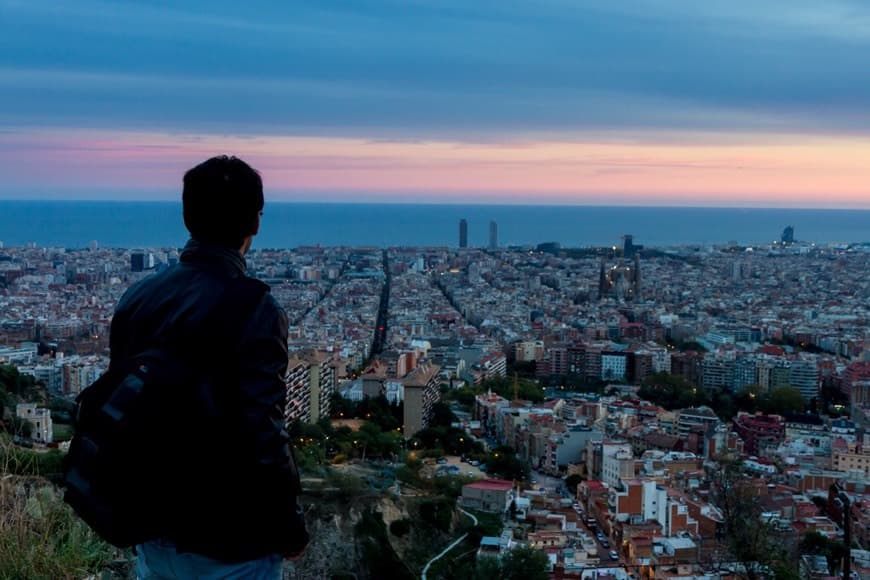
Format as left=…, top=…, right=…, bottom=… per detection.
left=51, top=424, right=73, bottom=443
left=1, top=439, right=117, bottom=579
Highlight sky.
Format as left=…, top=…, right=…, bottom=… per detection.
left=2, top=0, right=870, bottom=208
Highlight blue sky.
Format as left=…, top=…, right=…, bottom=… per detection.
left=2, top=0, right=870, bottom=206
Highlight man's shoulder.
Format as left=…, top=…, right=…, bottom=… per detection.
left=247, top=284, right=287, bottom=327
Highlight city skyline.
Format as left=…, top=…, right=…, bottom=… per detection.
left=3, top=2, right=870, bottom=208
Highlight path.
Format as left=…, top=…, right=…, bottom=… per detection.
left=420, top=507, right=479, bottom=580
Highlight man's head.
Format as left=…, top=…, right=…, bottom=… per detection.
left=182, top=156, right=264, bottom=251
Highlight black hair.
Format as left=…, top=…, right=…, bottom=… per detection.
left=182, top=155, right=264, bottom=248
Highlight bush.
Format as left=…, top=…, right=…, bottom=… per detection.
left=396, top=463, right=423, bottom=487
left=332, top=453, right=347, bottom=465
left=0, top=481, right=116, bottom=578
left=419, top=497, right=455, bottom=532
left=325, top=470, right=363, bottom=499
left=389, top=518, right=411, bottom=537
left=0, top=446, right=65, bottom=480
left=356, top=508, right=414, bottom=580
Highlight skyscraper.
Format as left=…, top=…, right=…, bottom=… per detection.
left=623, top=234, right=635, bottom=258
left=489, top=220, right=498, bottom=249
left=781, top=225, right=794, bottom=244
left=459, top=219, right=468, bottom=248
left=130, top=250, right=145, bottom=272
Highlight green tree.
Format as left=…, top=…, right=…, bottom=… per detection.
left=419, top=497, right=456, bottom=532
left=639, top=372, right=708, bottom=410
left=478, top=377, right=545, bottom=403
left=486, top=446, right=529, bottom=481
left=431, top=401, right=456, bottom=428
left=762, top=387, right=806, bottom=415
left=498, top=545, right=550, bottom=580
left=799, top=531, right=848, bottom=576
left=565, top=474, right=584, bottom=494
left=0, top=365, right=41, bottom=401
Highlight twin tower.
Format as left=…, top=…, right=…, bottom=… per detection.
left=459, top=219, right=498, bottom=249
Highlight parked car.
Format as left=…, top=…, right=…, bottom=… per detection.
left=601, top=540, right=610, bottom=549
left=609, top=550, right=618, bottom=560
left=436, top=457, right=448, bottom=465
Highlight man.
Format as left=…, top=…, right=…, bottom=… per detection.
left=108, top=156, right=307, bottom=578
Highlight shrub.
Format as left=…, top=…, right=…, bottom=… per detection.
left=325, top=470, right=363, bottom=499
left=395, top=464, right=423, bottom=487
left=419, top=497, right=455, bottom=532
left=0, top=479, right=116, bottom=578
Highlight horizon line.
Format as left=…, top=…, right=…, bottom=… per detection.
left=2, top=198, right=870, bottom=212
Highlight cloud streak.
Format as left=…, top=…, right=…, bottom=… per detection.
left=1, top=1, right=869, bottom=205
left=1, top=128, right=869, bottom=208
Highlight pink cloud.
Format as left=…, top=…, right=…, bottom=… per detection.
left=1, top=128, right=869, bottom=208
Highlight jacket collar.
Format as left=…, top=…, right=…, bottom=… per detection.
left=180, top=238, right=247, bottom=277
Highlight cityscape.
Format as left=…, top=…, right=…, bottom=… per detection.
left=2, top=221, right=869, bottom=579
left=4, top=0, right=870, bottom=578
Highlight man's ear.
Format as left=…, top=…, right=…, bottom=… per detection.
left=251, top=212, right=261, bottom=236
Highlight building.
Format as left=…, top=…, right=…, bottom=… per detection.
left=732, top=412, right=785, bottom=456
left=601, top=441, right=634, bottom=487
left=488, top=220, right=498, bottom=250
left=790, top=358, right=820, bottom=401
left=130, top=250, right=145, bottom=272
left=460, top=479, right=514, bottom=514
left=16, top=403, right=52, bottom=444
left=403, top=362, right=441, bottom=436
left=285, top=358, right=312, bottom=424
left=0, top=343, right=38, bottom=365
left=283, top=353, right=337, bottom=425
left=459, top=219, right=468, bottom=248
left=601, top=352, right=628, bottom=381
left=514, top=340, right=544, bottom=362
left=701, top=355, right=735, bottom=391
left=623, top=234, right=635, bottom=258
left=676, top=406, right=720, bottom=437
left=831, top=436, right=869, bottom=478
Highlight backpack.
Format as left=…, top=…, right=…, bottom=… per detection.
left=63, top=280, right=267, bottom=548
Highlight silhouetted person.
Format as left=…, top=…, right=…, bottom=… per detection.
left=108, top=156, right=307, bottom=579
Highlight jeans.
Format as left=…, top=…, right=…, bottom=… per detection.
left=136, top=538, right=283, bottom=580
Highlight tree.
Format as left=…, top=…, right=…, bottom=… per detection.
left=708, top=456, right=794, bottom=580
left=639, top=372, right=708, bottom=410
left=498, top=546, right=550, bottom=580
left=799, top=531, right=848, bottom=576
left=431, top=401, right=456, bottom=428
left=762, top=387, right=806, bottom=416
left=486, top=446, right=529, bottom=481
left=565, top=474, right=584, bottom=494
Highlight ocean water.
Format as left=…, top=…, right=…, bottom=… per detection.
left=0, top=201, right=868, bottom=249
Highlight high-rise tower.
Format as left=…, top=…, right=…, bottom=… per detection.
left=459, top=219, right=468, bottom=248
left=489, top=220, right=498, bottom=249
left=623, top=234, right=635, bottom=258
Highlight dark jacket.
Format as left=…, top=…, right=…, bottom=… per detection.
left=109, top=240, right=307, bottom=562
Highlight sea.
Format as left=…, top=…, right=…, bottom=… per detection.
left=0, top=201, right=868, bottom=249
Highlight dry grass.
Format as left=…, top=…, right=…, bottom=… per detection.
left=0, top=439, right=117, bottom=579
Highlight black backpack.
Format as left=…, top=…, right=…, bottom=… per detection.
left=63, top=281, right=267, bottom=548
